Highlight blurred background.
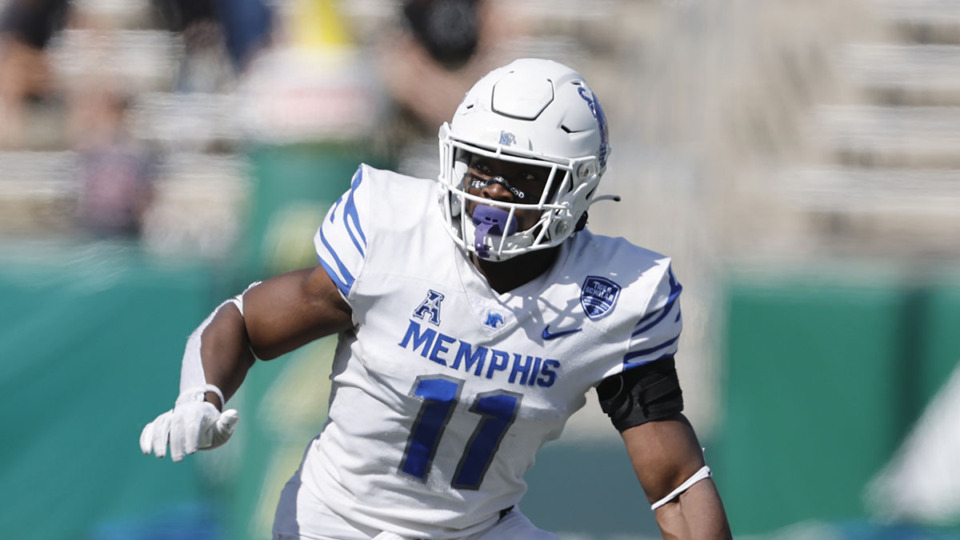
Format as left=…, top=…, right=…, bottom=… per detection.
left=2, top=0, right=960, bottom=538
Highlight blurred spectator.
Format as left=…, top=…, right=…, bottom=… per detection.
left=375, top=0, right=521, bottom=168
left=402, top=0, right=480, bottom=70
left=0, top=0, right=70, bottom=147
left=70, top=87, right=158, bottom=239
left=213, top=0, right=274, bottom=73
left=151, top=0, right=274, bottom=91
left=377, top=0, right=503, bottom=131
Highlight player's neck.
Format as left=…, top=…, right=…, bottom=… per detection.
left=472, top=248, right=559, bottom=294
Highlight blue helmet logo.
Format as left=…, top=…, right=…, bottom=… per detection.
left=577, top=87, right=609, bottom=169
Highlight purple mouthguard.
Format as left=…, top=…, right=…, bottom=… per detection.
left=472, top=206, right=518, bottom=259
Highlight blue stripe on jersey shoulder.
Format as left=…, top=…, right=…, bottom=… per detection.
left=342, top=167, right=367, bottom=256
left=317, top=226, right=356, bottom=296
left=329, top=196, right=342, bottom=223
left=632, top=269, right=682, bottom=337
left=632, top=291, right=680, bottom=337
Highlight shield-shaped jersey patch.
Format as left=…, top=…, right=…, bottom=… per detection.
left=580, top=276, right=621, bottom=320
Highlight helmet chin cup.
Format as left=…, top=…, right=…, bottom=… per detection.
left=472, top=206, right=517, bottom=260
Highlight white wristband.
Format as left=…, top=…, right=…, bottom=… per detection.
left=176, top=384, right=226, bottom=409
left=650, top=465, right=712, bottom=511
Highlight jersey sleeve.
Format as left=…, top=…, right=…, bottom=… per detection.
left=622, top=264, right=683, bottom=368
left=313, top=165, right=371, bottom=300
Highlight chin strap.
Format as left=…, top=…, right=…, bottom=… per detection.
left=472, top=206, right=517, bottom=259
left=575, top=193, right=621, bottom=232
left=590, top=194, right=621, bottom=204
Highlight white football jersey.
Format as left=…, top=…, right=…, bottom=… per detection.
left=306, top=164, right=683, bottom=538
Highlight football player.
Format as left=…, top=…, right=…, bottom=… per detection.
left=140, top=58, right=731, bottom=539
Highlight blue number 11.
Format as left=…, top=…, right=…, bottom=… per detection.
left=400, top=375, right=522, bottom=490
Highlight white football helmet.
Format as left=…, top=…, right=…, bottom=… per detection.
left=437, top=58, right=616, bottom=261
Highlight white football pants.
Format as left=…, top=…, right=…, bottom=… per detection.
left=272, top=470, right=559, bottom=540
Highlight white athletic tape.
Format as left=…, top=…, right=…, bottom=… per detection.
left=179, top=281, right=262, bottom=399
left=650, top=465, right=712, bottom=511
left=176, top=384, right=226, bottom=410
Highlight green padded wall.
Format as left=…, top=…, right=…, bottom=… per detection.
left=716, top=274, right=907, bottom=534
left=715, top=270, right=960, bottom=536
left=0, top=243, right=220, bottom=539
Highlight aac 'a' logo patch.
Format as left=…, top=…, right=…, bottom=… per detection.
left=413, top=289, right=445, bottom=326
left=580, top=276, right=621, bottom=320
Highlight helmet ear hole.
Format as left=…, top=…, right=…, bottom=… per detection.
left=577, top=162, right=596, bottom=181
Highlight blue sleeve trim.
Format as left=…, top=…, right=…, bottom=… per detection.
left=631, top=268, right=683, bottom=337
left=624, top=335, right=680, bottom=362
left=632, top=291, right=681, bottom=337
left=318, top=256, right=351, bottom=297
left=317, top=226, right=356, bottom=295
left=329, top=196, right=342, bottom=223
left=342, top=167, right=367, bottom=256
left=622, top=352, right=675, bottom=370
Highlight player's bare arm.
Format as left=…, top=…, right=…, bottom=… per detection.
left=140, top=264, right=352, bottom=461
left=200, top=264, right=354, bottom=408
left=623, top=415, right=732, bottom=539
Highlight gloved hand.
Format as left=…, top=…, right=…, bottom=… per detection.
left=140, top=392, right=239, bottom=462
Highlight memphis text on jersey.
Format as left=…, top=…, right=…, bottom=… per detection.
left=399, top=320, right=560, bottom=388
left=398, top=289, right=560, bottom=388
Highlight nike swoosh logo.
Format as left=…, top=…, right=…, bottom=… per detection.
left=542, top=325, right=582, bottom=340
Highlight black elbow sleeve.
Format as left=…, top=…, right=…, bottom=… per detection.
left=596, top=356, right=684, bottom=432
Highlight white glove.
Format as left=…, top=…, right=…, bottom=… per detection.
left=140, top=389, right=239, bottom=462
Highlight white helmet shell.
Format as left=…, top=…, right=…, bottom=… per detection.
left=437, top=58, right=612, bottom=261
